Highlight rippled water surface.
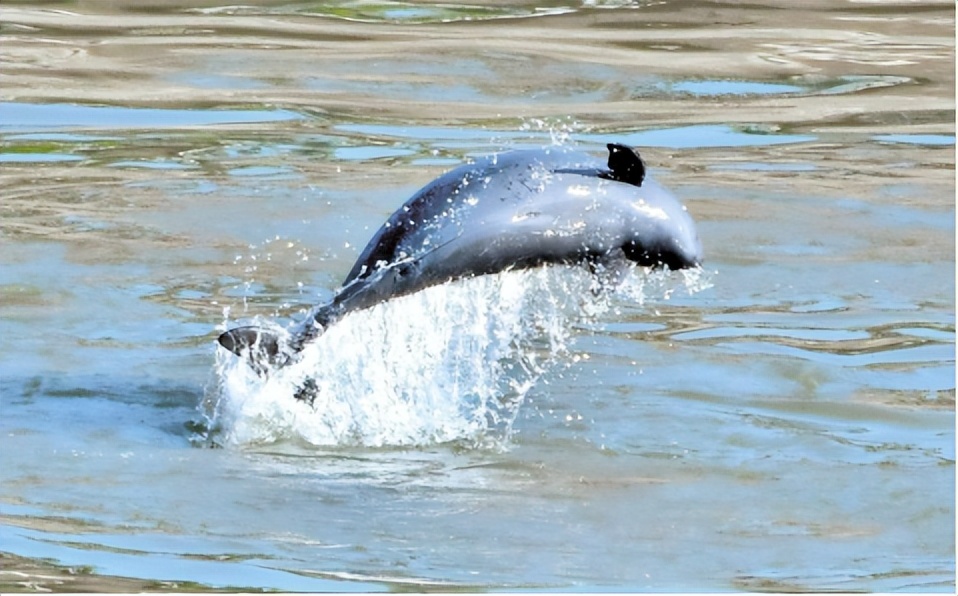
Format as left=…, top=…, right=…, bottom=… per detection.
left=0, top=0, right=954, bottom=592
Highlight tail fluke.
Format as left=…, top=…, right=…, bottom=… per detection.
left=217, top=326, right=292, bottom=375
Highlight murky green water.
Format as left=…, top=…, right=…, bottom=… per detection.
left=0, top=1, right=954, bottom=592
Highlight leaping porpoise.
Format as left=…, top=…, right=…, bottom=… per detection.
left=218, top=143, right=702, bottom=373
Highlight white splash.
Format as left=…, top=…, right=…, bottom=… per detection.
left=199, top=265, right=711, bottom=450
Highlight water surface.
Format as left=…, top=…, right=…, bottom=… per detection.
left=0, top=0, right=954, bottom=592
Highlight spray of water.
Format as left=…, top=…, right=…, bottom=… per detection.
left=198, top=264, right=711, bottom=450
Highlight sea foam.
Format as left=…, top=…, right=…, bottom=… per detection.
left=199, top=264, right=710, bottom=450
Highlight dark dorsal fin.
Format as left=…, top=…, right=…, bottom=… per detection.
left=605, top=143, right=645, bottom=187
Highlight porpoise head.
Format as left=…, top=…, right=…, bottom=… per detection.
left=621, top=181, right=702, bottom=270
left=600, top=143, right=703, bottom=271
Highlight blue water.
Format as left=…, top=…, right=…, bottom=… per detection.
left=335, top=122, right=817, bottom=150
left=874, top=134, right=955, bottom=146
left=665, top=80, right=803, bottom=96
left=0, top=101, right=302, bottom=131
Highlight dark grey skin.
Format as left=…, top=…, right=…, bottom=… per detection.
left=218, top=143, right=702, bottom=374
